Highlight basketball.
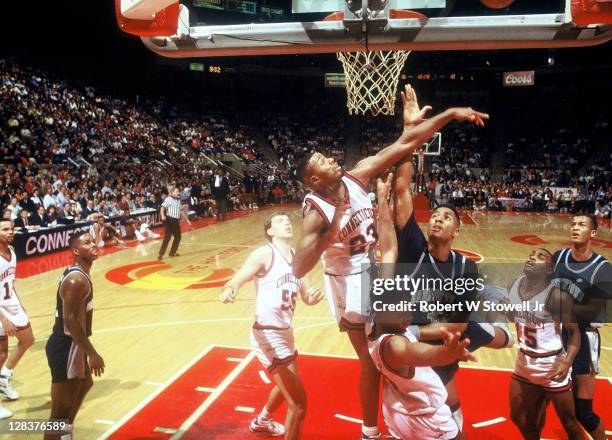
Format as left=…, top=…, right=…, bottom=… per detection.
left=480, top=0, right=515, bottom=9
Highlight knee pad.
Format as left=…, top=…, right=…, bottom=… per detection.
left=575, top=398, right=601, bottom=433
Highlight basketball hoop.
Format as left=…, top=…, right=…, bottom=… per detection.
left=325, top=10, right=427, bottom=116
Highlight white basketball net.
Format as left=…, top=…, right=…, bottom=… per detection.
left=337, top=50, right=411, bottom=116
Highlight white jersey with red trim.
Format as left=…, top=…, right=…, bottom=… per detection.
left=0, top=246, right=20, bottom=309
left=368, top=329, right=448, bottom=416
left=508, top=276, right=563, bottom=355
left=303, top=173, right=377, bottom=276
left=254, top=244, right=303, bottom=329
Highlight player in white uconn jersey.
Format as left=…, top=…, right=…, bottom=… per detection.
left=294, top=85, right=488, bottom=440
left=506, top=248, right=582, bottom=440
left=366, top=178, right=473, bottom=439
left=0, top=220, right=35, bottom=417
left=221, top=212, right=324, bottom=439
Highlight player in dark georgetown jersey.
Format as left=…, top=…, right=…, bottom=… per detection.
left=391, top=115, right=512, bottom=430
left=551, top=214, right=612, bottom=440
left=44, top=231, right=105, bottom=440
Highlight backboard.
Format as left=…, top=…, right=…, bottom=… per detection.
left=116, top=0, right=612, bottom=57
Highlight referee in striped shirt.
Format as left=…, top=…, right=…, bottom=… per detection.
left=158, top=187, right=191, bottom=260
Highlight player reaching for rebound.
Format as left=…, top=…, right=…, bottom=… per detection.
left=0, top=220, right=35, bottom=417
left=45, top=231, right=105, bottom=440
left=294, top=84, right=488, bottom=439
left=221, top=212, right=324, bottom=439
left=551, top=215, right=611, bottom=440
left=506, top=248, right=582, bottom=439
left=367, top=174, right=475, bottom=440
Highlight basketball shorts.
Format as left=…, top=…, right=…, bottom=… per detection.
left=563, top=326, right=600, bottom=375
left=383, top=402, right=459, bottom=440
left=324, top=267, right=373, bottom=332
left=512, top=350, right=572, bottom=392
left=574, top=328, right=601, bottom=375
left=45, top=334, right=89, bottom=383
left=0, top=303, right=30, bottom=337
left=250, top=327, right=297, bottom=374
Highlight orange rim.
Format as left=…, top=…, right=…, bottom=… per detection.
left=324, top=9, right=427, bottom=21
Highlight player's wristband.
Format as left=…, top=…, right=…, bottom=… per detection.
left=407, top=325, right=420, bottom=341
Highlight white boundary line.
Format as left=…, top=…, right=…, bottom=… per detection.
left=472, top=417, right=506, bottom=428
left=95, top=420, right=116, bottom=425
left=170, top=351, right=256, bottom=439
left=195, top=386, right=216, bottom=393
left=180, top=243, right=258, bottom=248
left=465, top=212, right=479, bottom=226
left=97, top=344, right=217, bottom=440
left=334, top=413, right=363, bottom=424
left=258, top=371, right=271, bottom=384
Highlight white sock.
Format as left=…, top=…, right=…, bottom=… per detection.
left=1, top=367, right=13, bottom=378
left=259, top=407, right=272, bottom=420
left=452, top=407, right=464, bottom=430
left=362, top=425, right=379, bottom=437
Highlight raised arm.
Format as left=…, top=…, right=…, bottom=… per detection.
left=293, top=203, right=348, bottom=279
left=220, top=246, right=270, bottom=303
left=350, top=85, right=488, bottom=185
left=393, top=157, right=415, bottom=229
left=377, top=174, right=397, bottom=279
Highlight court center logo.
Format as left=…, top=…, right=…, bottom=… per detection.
left=104, top=240, right=262, bottom=290
left=105, top=261, right=234, bottom=290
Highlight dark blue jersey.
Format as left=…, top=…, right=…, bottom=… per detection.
left=396, top=215, right=479, bottom=324
left=52, top=266, right=93, bottom=338
left=552, top=248, right=611, bottom=328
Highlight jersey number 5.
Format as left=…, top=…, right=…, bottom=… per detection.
left=518, top=324, right=537, bottom=349
left=281, top=289, right=298, bottom=312
left=349, top=224, right=378, bottom=256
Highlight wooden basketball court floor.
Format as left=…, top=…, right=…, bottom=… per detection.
left=6, top=206, right=612, bottom=439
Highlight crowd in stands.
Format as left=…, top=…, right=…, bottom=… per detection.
left=1, top=58, right=611, bottom=241
left=0, top=59, right=304, bottom=238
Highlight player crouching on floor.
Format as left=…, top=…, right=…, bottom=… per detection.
left=366, top=174, right=474, bottom=440
left=220, top=212, right=324, bottom=439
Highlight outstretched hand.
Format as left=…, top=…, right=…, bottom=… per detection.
left=440, top=327, right=477, bottom=362
left=401, top=84, right=432, bottom=127
left=376, top=172, right=393, bottom=205
left=303, top=287, right=325, bottom=305
left=451, top=107, right=489, bottom=127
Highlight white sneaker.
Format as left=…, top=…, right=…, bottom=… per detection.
left=249, top=416, right=285, bottom=436
left=0, top=405, right=12, bottom=419
left=0, top=375, right=19, bottom=400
